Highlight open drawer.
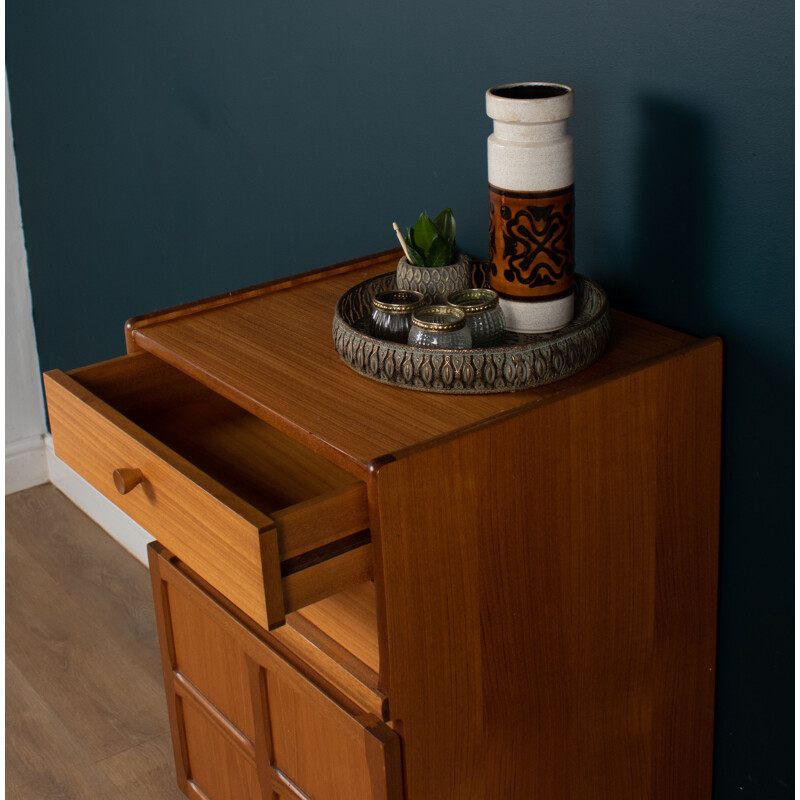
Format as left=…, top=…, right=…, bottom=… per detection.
left=43, top=351, right=372, bottom=630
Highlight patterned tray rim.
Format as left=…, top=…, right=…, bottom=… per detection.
left=332, top=269, right=612, bottom=394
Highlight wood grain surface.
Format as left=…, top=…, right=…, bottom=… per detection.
left=159, top=544, right=387, bottom=723
left=373, top=338, right=722, bottom=799
left=125, top=248, right=404, bottom=351
left=39, top=247, right=722, bottom=799
left=292, top=581, right=381, bottom=676
left=6, top=485, right=184, bottom=799
left=70, top=350, right=359, bottom=512
left=44, top=367, right=284, bottom=631
left=127, top=251, right=696, bottom=479
left=45, top=353, right=373, bottom=629
left=150, top=544, right=403, bottom=800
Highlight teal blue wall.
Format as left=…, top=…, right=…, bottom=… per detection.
left=7, top=0, right=793, bottom=795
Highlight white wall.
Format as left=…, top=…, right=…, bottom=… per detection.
left=6, top=80, right=48, bottom=493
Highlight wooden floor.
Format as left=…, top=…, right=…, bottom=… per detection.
left=6, top=484, right=184, bottom=799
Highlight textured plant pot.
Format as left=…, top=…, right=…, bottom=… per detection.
left=395, top=253, right=472, bottom=303
left=487, top=82, right=575, bottom=333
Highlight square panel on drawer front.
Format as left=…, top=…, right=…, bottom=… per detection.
left=181, top=702, right=261, bottom=800
left=167, top=581, right=255, bottom=740
left=150, top=544, right=403, bottom=800
left=262, top=666, right=378, bottom=799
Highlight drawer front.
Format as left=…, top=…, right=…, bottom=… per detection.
left=150, top=544, right=403, bottom=800
left=44, top=366, right=371, bottom=630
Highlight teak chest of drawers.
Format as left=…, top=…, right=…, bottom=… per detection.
left=44, top=250, right=722, bottom=800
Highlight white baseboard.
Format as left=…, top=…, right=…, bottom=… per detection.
left=44, top=434, right=153, bottom=565
left=6, top=434, right=49, bottom=494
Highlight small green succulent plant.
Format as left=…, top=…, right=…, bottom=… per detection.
left=403, top=208, right=457, bottom=268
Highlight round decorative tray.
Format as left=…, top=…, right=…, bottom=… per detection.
left=332, top=262, right=611, bottom=394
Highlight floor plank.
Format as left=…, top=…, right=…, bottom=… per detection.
left=8, top=486, right=163, bottom=677
left=6, top=484, right=185, bottom=799
left=98, top=733, right=183, bottom=799
left=5, top=658, right=116, bottom=800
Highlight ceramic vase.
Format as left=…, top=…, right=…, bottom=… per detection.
left=395, top=253, right=472, bottom=304
left=486, top=82, right=575, bottom=333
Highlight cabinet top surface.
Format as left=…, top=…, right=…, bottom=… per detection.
left=127, top=249, right=697, bottom=478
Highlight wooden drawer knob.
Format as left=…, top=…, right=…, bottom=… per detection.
left=113, top=468, right=144, bottom=495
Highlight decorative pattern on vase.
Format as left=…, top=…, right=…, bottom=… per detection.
left=331, top=267, right=611, bottom=395
left=489, top=184, right=574, bottom=300
left=395, top=255, right=472, bottom=303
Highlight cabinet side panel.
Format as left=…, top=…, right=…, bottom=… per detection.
left=651, top=341, right=722, bottom=798
left=376, top=339, right=721, bottom=800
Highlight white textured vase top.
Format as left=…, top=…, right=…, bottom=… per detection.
left=486, top=82, right=574, bottom=191
left=486, top=82, right=573, bottom=124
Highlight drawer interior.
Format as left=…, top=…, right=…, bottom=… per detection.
left=70, top=352, right=357, bottom=516
left=52, top=350, right=374, bottom=629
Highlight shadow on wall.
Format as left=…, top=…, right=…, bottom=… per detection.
left=608, top=95, right=795, bottom=797
left=606, top=95, right=716, bottom=335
